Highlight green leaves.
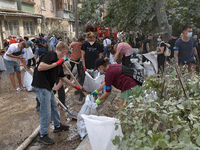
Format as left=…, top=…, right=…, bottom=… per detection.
left=196, top=136, right=200, bottom=147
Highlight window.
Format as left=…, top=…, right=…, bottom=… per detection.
left=23, top=21, right=35, bottom=36
left=41, top=0, right=45, bottom=9
left=50, top=0, right=54, bottom=11
left=67, top=0, right=70, bottom=10
left=64, top=3, right=67, bottom=10
left=4, top=20, right=19, bottom=36
left=72, top=23, right=75, bottom=32
left=70, top=5, right=73, bottom=11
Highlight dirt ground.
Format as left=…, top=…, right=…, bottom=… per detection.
left=0, top=68, right=120, bottom=150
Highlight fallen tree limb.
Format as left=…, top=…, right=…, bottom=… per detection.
left=16, top=125, right=40, bottom=150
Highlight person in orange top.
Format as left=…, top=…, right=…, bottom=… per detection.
left=8, top=36, right=18, bottom=45
left=68, top=37, right=85, bottom=80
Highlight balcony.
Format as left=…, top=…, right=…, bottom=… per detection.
left=56, top=10, right=75, bottom=20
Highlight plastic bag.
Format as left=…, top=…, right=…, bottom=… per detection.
left=23, top=71, right=33, bottom=91
left=82, top=114, right=123, bottom=150
left=24, top=47, right=34, bottom=62
left=77, top=95, right=98, bottom=140
left=143, top=61, right=155, bottom=77
left=110, top=53, right=114, bottom=64
left=83, top=70, right=105, bottom=93
left=132, top=48, right=139, bottom=54
left=0, top=56, right=6, bottom=71
left=142, top=52, right=158, bottom=73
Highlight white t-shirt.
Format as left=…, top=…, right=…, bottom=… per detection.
left=103, top=38, right=112, bottom=47
left=4, top=43, right=25, bottom=62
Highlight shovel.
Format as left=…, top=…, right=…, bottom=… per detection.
left=55, top=96, right=78, bottom=119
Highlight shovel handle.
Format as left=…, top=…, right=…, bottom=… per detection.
left=63, top=63, right=87, bottom=97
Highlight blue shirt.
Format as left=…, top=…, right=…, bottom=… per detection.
left=50, top=37, right=57, bottom=46
left=174, top=37, right=196, bottom=64
left=38, top=39, right=47, bottom=55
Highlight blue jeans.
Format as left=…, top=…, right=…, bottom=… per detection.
left=103, top=46, right=110, bottom=59
left=33, top=87, right=60, bottom=136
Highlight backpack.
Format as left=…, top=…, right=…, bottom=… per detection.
left=159, top=41, right=171, bottom=57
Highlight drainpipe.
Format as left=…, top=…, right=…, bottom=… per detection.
left=0, top=15, right=6, bottom=50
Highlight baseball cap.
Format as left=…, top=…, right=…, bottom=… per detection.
left=39, top=33, right=44, bottom=37
left=95, top=58, right=105, bottom=69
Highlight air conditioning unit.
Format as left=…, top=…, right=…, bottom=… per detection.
left=37, top=18, right=42, bottom=24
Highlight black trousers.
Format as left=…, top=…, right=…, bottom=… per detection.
left=56, top=78, right=65, bottom=105
left=122, top=55, right=131, bottom=68
left=27, top=49, right=36, bottom=66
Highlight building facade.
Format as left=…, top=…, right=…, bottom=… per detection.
left=0, top=0, right=81, bottom=49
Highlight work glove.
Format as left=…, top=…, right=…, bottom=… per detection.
left=53, top=90, right=56, bottom=94
left=95, top=99, right=101, bottom=105
left=56, top=58, right=64, bottom=66
left=83, top=67, right=87, bottom=72
left=21, top=51, right=25, bottom=54
left=65, top=57, right=69, bottom=61
left=74, top=86, right=85, bottom=91
left=91, top=90, right=98, bottom=96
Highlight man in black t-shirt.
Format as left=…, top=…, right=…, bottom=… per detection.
left=168, top=35, right=178, bottom=60
left=81, top=32, right=103, bottom=70
left=142, top=33, right=153, bottom=64
left=32, top=42, right=83, bottom=145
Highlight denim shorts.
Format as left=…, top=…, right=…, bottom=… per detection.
left=4, top=59, right=20, bottom=74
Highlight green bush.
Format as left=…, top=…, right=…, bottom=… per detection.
left=113, top=66, right=200, bottom=150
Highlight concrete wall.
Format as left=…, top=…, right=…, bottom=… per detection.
left=0, top=0, right=18, bottom=10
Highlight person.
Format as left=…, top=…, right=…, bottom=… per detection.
left=24, top=36, right=36, bottom=67
left=197, top=36, right=200, bottom=66
left=3, top=39, right=9, bottom=50
left=92, top=58, right=141, bottom=112
left=62, top=33, right=70, bottom=46
left=168, top=35, right=178, bottom=61
left=68, top=37, right=85, bottom=79
left=31, top=42, right=84, bottom=145
left=113, top=42, right=133, bottom=67
left=8, top=36, right=18, bottom=45
left=38, top=33, right=47, bottom=56
left=81, top=32, right=103, bottom=71
left=3, top=41, right=27, bottom=91
left=57, top=34, right=62, bottom=41
left=155, top=35, right=166, bottom=74
left=135, top=33, right=141, bottom=48
left=174, top=25, right=198, bottom=74
left=49, top=35, right=57, bottom=51
left=72, top=37, right=78, bottom=42
left=103, top=36, right=112, bottom=59
left=142, top=33, right=153, bottom=64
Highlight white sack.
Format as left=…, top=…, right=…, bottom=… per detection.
left=83, top=70, right=105, bottom=93
left=132, top=48, right=139, bottom=54
left=77, top=95, right=98, bottom=140
left=110, top=53, right=114, bottom=64
left=142, top=51, right=158, bottom=73
left=143, top=61, right=155, bottom=77
left=23, top=47, right=34, bottom=62
left=23, top=71, right=33, bottom=91
left=0, top=56, right=6, bottom=70
left=72, top=64, right=77, bottom=75
left=82, top=114, right=123, bottom=150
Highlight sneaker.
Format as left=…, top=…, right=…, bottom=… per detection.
left=38, top=134, right=54, bottom=145
left=14, top=87, right=22, bottom=91
left=53, top=123, right=69, bottom=133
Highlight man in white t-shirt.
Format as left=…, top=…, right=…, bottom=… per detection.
left=103, top=36, right=112, bottom=59
left=4, top=42, right=27, bottom=91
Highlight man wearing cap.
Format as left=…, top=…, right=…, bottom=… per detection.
left=38, top=33, right=48, bottom=56
left=3, top=41, right=27, bottom=91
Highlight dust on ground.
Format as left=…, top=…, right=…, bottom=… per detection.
left=0, top=69, right=120, bottom=150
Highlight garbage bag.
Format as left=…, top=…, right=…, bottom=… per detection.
left=82, top=114, right=123, bottom=150
left=142, top=51, right=158, bottom=73
left=143, top=61, right=155, bottom=77
left=77, top=95, right=98, bottom=140
left=132, top=48, right=139, bottom=54
left=83, top=70, right=105, bottom=93
left=0, top=56, right=6, bottom=71
left=24, top=47, right=34, bottom=62
left=23, top=71, right=33, bottom=91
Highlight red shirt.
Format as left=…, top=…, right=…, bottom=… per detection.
left=10, top=39, right=18, bottom=44
left=105, top=64, right=138, bottom=93
left=70, top=42, right=82, bottom=61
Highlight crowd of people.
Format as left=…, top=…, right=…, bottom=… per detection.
left=1, top=24, right=200, bottom=145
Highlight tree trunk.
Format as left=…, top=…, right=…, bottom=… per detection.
left=155, top=0, right=172, bottom=42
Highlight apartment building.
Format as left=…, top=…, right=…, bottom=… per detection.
left=0, top=0, right=81, bottom=49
